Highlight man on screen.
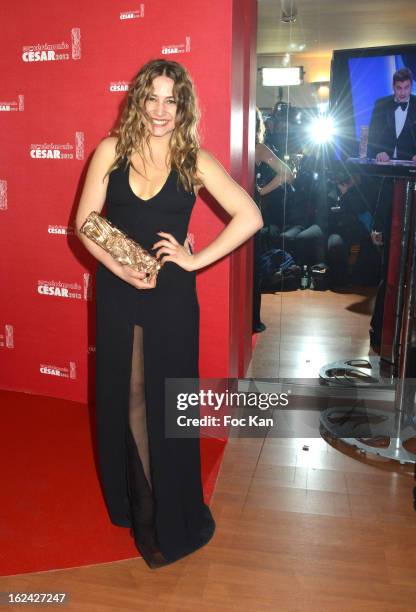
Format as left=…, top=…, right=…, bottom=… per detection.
left=367, top=67, right=416, bottom=161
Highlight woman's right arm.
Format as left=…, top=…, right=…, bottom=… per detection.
left=75, top=137, right=156, bottom=289
left=255, top=143, right=294, bottom=197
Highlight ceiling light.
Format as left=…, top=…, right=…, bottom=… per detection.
left=261, top=67, right=303, bottom=87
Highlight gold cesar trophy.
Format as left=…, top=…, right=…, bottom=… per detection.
left=79, top=211, right=162, bottom=279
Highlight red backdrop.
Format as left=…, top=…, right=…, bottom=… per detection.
left=0, top=0, right=257, bottom=403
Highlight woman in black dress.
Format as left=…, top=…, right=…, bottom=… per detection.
left=253, top=108, right=293, bottom=331
left=75, top=59, right=262, bottom=569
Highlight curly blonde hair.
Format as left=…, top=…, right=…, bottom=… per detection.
left=255, top=107, right=265, bottom=145
left=106, top=59, right=201, bottom=192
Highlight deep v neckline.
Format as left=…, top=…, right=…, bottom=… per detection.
left=127, top=163, right=172, bottom=203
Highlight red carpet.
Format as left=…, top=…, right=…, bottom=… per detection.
left=0, top=390, right=227, bottom=576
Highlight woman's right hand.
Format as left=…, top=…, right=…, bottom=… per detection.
left=115, top=262, right=157, bottom=289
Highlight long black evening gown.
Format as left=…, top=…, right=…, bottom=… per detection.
left=94, top=157, right=215, bottom=567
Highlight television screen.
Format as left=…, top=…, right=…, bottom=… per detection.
left=329, top=44, right=416, bottom=160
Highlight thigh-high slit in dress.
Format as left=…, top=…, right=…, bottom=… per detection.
left=95, top=157, right=215, bottom=568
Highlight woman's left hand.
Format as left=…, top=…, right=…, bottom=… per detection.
left=152, top=231, right=196, bottom=271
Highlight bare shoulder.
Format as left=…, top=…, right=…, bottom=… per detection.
left=197, top=147, right=216, bottom=166
left=196, top=148, right=226, bottom=178
left=86, top=136, right=118, bottom=183
left=194, top=147, right=261, bottom=219
left=94, top=135, right=118, bottom=161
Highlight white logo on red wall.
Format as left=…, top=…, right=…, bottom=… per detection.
left=0, top=324, right=14, bottom=349
left=0, top=180, right=7, bottom=211
left=37, top=280, right=82, bottom=300
left=88, top=345, right=96, bottom=354
left=83, top=273, right=92, bottom=301
left=161, top=36, right=191, bottom=55
left=48, top=224, right=75, bottom=235
left=40, top=361, right=77, bottom=379
left=72, top=28, right=81, bottom=60
left=37, top=275, right=92, bottom=300
left=120, top=5, right=144, bottom=19
left=75, top=131, right=84, bottom=160
left=22, top=28, right=81, bottom=62
left=0, top=95, right=24, bottom=112
left=30, top=132, right=84, bottom=160
left=109, top=81, right=130, bottom=92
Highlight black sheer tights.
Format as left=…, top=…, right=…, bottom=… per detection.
left=126, top=324, right=168, bottom=568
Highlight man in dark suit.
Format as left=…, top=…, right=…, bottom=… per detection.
left=368, top=67, right=416, bottom=162
left=367, top=67, right=416, bottom=351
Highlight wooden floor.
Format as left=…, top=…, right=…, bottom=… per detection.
left=2, top=289, right=416, bottom=611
